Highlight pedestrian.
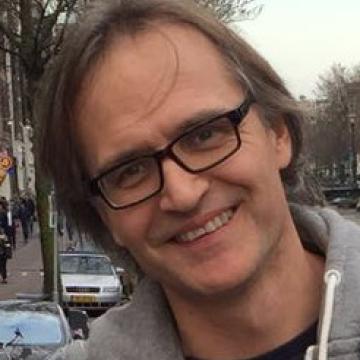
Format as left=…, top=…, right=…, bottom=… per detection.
left=0, top=228, right=11, bottom=284
left=24, top=194, right=36, bottom=235
left=18, top=198, right=30, bottom=243
left=65, top=219, right=74, bottom=242
left=0, top=196, right=7, bottom=208
left=7, top=200, right=17, bottom=249
left=39, top=1, right=360, bottom=359
left=0, top=201, right=8, bottom=231
left=57, top=212, right=64, bottom=237
left=0, top=201, right=12, bottom=246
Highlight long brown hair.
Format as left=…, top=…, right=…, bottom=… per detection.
left=37, top=0, right=323, bottom=244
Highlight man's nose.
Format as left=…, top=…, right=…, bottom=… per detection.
left=159, top=158, right=210, bottom=213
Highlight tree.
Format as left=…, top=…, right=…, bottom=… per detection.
left=195, top=0, right=262, bottom=23
left=0, top=0, right=79, bottom=297
left=306, top=63, right=360, bottom=186
left=0, top=0, right=262, bottom=298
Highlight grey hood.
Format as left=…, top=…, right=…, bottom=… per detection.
left=291, top=205, right=360, bottom=359
left=51, top=205, right=360, bottom=360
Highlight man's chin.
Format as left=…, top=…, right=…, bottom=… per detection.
left=163, top=272, right=251, bottom=302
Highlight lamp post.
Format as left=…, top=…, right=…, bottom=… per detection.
left=6, top=120, right=20, bottom=198
left=348, top=113, right=358, bottom=189
left=7, top=120, right=15, bottom=158
left=21, top=122, right=33, bottom=191
left=5, top=31, right=15, bottom=159
left=4, top=23, right=18, bottom=197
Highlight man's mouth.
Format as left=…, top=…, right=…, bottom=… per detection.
left=175, top=208, right=235, bottom=243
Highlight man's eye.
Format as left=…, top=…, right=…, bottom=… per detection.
left=123, top=163, right=143, bottom=177
left=194, top=128, right=214, bottom=143
left=180, top=119, right=231, bottom=150
left=105, top=160, right=150, bottom=189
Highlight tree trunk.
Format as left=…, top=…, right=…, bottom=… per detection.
left=34, top=162, right=54, bottom=297
left=26, top=75, right=55, bottom=298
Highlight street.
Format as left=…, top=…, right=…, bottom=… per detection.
left=0, top=227, right=42, bottom=300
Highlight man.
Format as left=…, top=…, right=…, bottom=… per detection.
left=0, top=227, right=11, bottom=284
left=24, top=193, right=36, bottom=235
left=0, top=201, right=9, bottom=236
left=0, top=200, right=14, bottom=249
left=18, top=198, right=30, bottom=243
left=39, top=1, right=360, bottom=359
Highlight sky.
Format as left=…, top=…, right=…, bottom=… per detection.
left=238, top=0, right=360, bottom=99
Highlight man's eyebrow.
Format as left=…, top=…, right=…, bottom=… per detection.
left=95, top=146, right=154, bottom=177
left=173, top=107, right=231, bottom=135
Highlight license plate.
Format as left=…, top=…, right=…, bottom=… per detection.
left=70, top=295, right=96, bottom=303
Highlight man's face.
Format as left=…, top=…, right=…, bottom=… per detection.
left=76, top=24, right=292, bottom=299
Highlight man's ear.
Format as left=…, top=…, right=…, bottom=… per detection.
left=270, top=118, right=292, bottom=170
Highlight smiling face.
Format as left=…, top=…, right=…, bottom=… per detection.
left=75, top=23, right=295, bottom=300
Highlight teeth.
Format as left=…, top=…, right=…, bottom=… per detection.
left=220, top=212, right=228, bottom=223
left=186, top=232, right=196, bottom=241
left=205, top=221, right=216, bottom=232
left=176, top=209, right=234, bottom=243
left=213, top=216, right=222, bottom=228
left=195, top=228, right=206, bottom=237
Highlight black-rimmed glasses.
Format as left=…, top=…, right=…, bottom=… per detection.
left=89, top=94, right=255, bottom=209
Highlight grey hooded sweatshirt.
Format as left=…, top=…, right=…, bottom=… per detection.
left=52, top=205, right=360, bottom=360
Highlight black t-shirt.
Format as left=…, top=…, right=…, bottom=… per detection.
left=186, top=321, right=317, bottom=360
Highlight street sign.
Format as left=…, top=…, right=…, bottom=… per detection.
left=0, top=155, right=13, bottom=171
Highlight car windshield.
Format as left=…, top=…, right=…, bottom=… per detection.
left=0, top=310, right=63, bottom=346
left=60, top=255, right=113, bottom=275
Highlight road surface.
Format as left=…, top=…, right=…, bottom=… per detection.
left=0, top=228, right=42, bottom=300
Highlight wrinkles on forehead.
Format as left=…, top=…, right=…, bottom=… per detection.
left=76, top=25, right=180, bottom=131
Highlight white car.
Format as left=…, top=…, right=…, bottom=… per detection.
left=60, top=252, right=124, bottom=311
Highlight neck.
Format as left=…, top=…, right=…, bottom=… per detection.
left=164, top=222, right=325, bottom=360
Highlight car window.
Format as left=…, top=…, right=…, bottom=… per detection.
left=60, top=255, right=113, bottom=275
left=0, top=310, right=63, bottom=345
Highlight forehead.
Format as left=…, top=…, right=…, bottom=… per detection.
left=76, top=23, right=243, bottom=173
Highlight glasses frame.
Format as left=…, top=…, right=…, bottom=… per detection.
left=89, top=94, right=255, bottom=210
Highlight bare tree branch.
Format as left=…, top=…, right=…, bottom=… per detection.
left=1, top=0, right=21, bottom=18
left=33, top=0, right=46, bottom=12
left=0, top=42, right=22, bottom=59
left=195, top=0, right=263, bottom=23
left=33, top=0, right=55, bottom=62
left=0, top=0, right=18, bottom=14
left=51, top=0, right=78, bottom=56
left=306, top=63, right=360, bottom=185
left=0, top=19, right=21, bottom=47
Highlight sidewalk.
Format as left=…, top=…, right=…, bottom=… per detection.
left=0, top=228, right=43, bottom=300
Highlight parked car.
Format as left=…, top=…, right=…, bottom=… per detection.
left=60, top=252, right=124, bottom=311
left=356, top=198, right=360, bottom=212
left=328, top=196, right=359, bottom=209
left=0, top=300, right=73, bottom=360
